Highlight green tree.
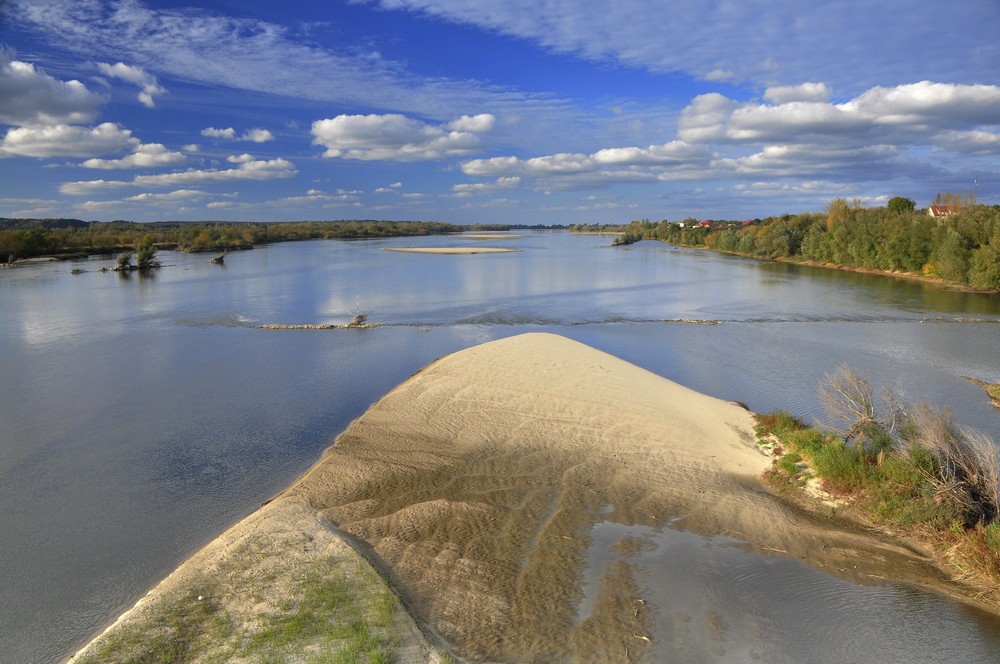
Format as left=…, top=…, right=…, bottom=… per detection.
left=887, top=196, right=916, bottom=214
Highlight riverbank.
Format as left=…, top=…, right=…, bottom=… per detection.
left=70, top=333, right=998, bottom=662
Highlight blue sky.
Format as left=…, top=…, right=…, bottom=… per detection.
left=2, top=0, right=999, bottom=224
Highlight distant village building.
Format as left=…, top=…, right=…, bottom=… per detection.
left=928, top=205, right=960, bottom=218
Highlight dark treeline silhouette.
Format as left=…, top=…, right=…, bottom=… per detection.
left=0, top=219, right=464, bottom=263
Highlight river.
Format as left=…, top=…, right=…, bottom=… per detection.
left=2, top=231, right=999, bottom=662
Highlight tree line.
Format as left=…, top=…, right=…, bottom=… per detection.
left=614, top=200, right=1000, bottom=290
left=0, top=219, right=464, bottom=263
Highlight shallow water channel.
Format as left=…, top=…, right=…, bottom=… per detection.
left=2, top=231, right=999, bottom=662
left=579, top=520, right=1000, bottom=663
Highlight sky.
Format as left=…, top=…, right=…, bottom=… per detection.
left=1, top=0, right=999, bottom=225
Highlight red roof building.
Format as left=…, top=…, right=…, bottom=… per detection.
left=928, top=205, right=959, bottom=218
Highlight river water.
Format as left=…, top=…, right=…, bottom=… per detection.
left=2, top=231, right=999, bottom=662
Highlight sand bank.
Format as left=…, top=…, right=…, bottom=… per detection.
left=458, top=234, right=527, bottom=240
left=381, top=247, right=519, bottom=254
left=73, top=333, right=966, bottom=662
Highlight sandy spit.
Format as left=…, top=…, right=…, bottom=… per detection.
left=381, top=247, right=520, bottom=254
left=72, top=333, right=965, bottom=663
left=457, top=234, right=528, bottom=240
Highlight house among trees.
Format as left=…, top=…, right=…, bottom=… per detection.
left=928, top=205, right=960, bottom=218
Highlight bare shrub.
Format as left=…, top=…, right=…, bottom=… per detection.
left=908, top=403, right=1000, bottom=524
left=820, top=366, right=878, bottom=440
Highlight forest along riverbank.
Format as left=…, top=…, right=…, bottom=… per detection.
left=70, top=333, right=989, bottom=663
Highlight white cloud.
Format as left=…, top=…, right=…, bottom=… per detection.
left=703, top=69, right=736, bottom=82
left=5, top=0, right=570, bottom=126
left=277, top=188, right=359, bottom=205
left=461, top=141, right=709, bottom=181
left=60, top=155, right=298, bottom=194
left=0, top=122, right=136, bottom=158
left=447, top=113, right=495, bottom=132
left=202, top=127, right=236, bottom=140
left=124, top=189, right=205, bottom=202
left=679, top=82, right=1000, bottom=146
left=98, top=61, right=165, bottom=108
left=455, top=80, right=1000, bottom=194
left=0, top=51, right=104, bottom=126
left=451, top=175, right=521, bottom=196
left=82, top=142, right=186, bottom=169
left=207, top=201, right=234, bottom=208
left=241, top=128, right=273, bottom=143
left=201, top=126, right=274, bottom=142
left=936, top=130, right=1000, bottom=156
left=311, top=113, right=495, bottom=161
left=676, top=94, right=742, bottom=143
left=763, top=82, right=830, bottom=104
left=354, top=0, right=999, bottom=90
left=182, top=143, right=199, bottom=152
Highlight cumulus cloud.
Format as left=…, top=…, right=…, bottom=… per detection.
left=461, top=140, right=709, bottom=182
left=201, top=127, right=236, bottom=140
left=201, top=126, right=274, bottom=142
left=448, top=114, right=496, bottom=132
left=0, top=122, right=136, bottom=158
left=82, top=142, right=186, bottom=169
left=98, top=62, right=165, bottom=107
left=451, top=176, right=521, bottom=196
left=681, top=82, right=1000, bottom=146
left=454, top=80, right=1000, bottom=195
left=311, top=113, right=495, bottom=161
left=763, top=82, right=830, bottom=104
left=59, top=154, right=298, bottom=194
left=0, top=52, right=104, bottom=126
left=936, top=130, right=1000, bottom=156
left=241, top=128, right=273, bottom=143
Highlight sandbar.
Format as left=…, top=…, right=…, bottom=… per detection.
left=381, top=247, right=520, bottom=254
left=457, top=234, right=527, bottom=240
left=72, top=333, right=968, bottom=662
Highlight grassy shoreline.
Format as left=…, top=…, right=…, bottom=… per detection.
left=755, top=388, right=1000, bottom=610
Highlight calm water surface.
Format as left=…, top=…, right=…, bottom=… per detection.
left=2, top=232, right=999, bottom=662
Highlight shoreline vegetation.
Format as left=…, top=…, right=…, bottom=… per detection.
left=592, top=200, right=1000, bottom=293
left=71, top=334, right=1000, bottom=662
left=0, top=219, right=472, bottom=263
left=758, top=366, right=1000, bottom=606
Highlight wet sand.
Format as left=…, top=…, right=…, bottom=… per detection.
left=72, top=333, right=973, bottom=662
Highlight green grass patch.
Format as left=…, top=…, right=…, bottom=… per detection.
left=754, top=410, right=805, bottom=438
left=75, top=588, right=231, bottom=664
left=239, top=562, right=399, bottom=663
left=77, top=556, right=407, bottom=664
left=809, top=440, right=876, bottom=494
left=984, top=522, right=1000, bottom=556
left=776, top=452, right=802, bottom=476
